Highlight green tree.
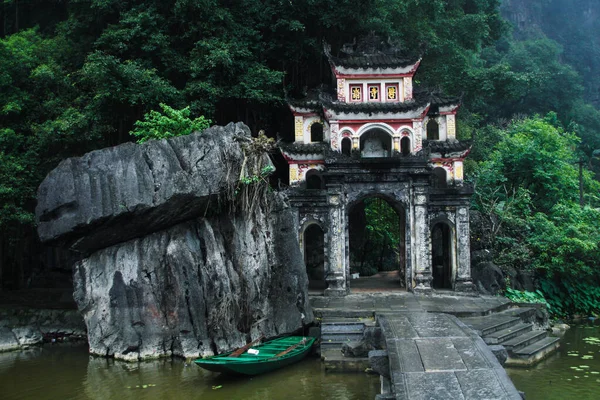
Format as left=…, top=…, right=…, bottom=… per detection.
left=131, top=103, right=210, bottom=143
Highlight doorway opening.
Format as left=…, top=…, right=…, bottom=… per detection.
left=348, top=196, right=405, bottom=292
left=431, top=222, right=453, bottom=289
left=360, top=129, right=392, bottom=158
left=304, top=224, right=326, bottom=291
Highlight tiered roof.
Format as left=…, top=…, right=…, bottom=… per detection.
left=324, top=34, right=420, bottom=70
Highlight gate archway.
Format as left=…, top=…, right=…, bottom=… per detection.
left=431, top=221, right=454, bottom=289
left=346, top=194, right=407, bottom=291
left=302, top=223, right=326, bottom=290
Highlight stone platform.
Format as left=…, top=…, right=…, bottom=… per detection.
left=377, top=312, right=521, bottom=399
left=311, top=293, right=523, bottom=400
left=311, top=292, right=511, bottom=318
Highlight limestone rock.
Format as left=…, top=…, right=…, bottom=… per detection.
left=37, top=122, right=312, bottom=361
left=364, top=326, right=385, bottom=349
left=36, top=122, right=259, bottom=254
left=472, top=262, right=505, bottom=295
left=342, top=340, right=370, bottom=358
left=368, top=350, right=390, bottom=379
left=73, top=193, right=313, bottom=360
left=0, top=327, right=19, bottom=352
left=488, top=344, right=508, bottom=366
left=11, top=327, right=43, bottom=347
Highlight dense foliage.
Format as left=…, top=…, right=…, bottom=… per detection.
left=350, top=198, right=402, bottom=277
left=131, top=104, right=210, bottom=143
left=471, top=114, right=600, bottom=316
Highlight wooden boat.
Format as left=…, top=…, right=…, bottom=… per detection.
left=194, top=336, right=315, bottom=376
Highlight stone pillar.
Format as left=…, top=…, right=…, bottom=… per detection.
left=325, top=188, right=347, bottom=296
left=294, top=116, right=304, bottom=143
left=455, top=206, right=475, bottom=292
left=446, top=114, right=456, bottom=140
left=412, top=184, right=432, bottom=294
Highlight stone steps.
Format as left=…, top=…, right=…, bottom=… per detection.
left=319, top=318, right=369, bottom=371
left=509, top=336, right=561, bottom=366
left=460, top=306, right=559, bottom=367
left=502, top=329, right=548, bottom=351
left=484, top=322, right=532, bottom=345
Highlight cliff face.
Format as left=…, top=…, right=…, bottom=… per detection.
left=500, top=0, right=600, bottom=105
left=36, top=123, right=313, bottom=361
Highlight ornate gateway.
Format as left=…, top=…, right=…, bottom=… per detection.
left=282, top=36, right=474, bottom=296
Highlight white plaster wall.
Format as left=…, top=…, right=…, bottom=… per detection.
left=303, top=117, right=329, bottom=143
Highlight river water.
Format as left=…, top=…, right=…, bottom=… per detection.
left=0, top=344, right=379, bottom=400
left=4, top=324, right=599, bottom=400
left=507, top=321, right=600, bottom=400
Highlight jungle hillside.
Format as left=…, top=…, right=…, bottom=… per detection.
left=1, top=0, right=599, bottom=316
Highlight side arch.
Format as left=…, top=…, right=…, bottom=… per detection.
left=430, top=218, right=457, bottom=290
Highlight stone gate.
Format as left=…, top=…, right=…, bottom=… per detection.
left=282, top=36, right=475, bottom=296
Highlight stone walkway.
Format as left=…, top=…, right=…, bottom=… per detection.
left=311, top=293, right=522, bottom=400
left=378, top=312, right=521, bottom=399
left=311, top=292, right=511, bottom=317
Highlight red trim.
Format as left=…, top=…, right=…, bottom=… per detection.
left=408, top=60, right=421, bottom=75
left=292, top=111, right=319, bottom=117
left=430, top=157, right=466, bottom=163
left=339, top=119, right=416, bottom=124
left=440, top=106, right=460, bottom=115
left=288, top=159, right=325, bottom=164
left=349, top=84, right=362, bottom=102
left=332, top=60, right=421, bottom=79
left=335, top=72, right=416, bottom=79
left=385, top=83, right=399, bottom=102
left=367, top=84, right=381, bottom=102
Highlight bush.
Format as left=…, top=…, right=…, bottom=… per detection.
left=131, top=103, right=211, bottom=143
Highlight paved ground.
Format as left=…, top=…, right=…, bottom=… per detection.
left=310, top=292, right=511, bottom=317
left=379, top=312, right=522, bottom=399
left=312, top=293, right=521, bottom=400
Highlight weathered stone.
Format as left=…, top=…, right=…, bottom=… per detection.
left=472, top=261, right=505, bottom=295
left=0, top=327, right=19, bottom=352
left=364, top=326, right=385, bottom=349
left=11, top=327, right=43, bottom=347
left=488, top=344, right=508, bottom=366
left=369, top=350, right=390, bottom=379
left=341, top=340, right=369, bottom=357
left=72, top=193, right=313, bottom=360
left=415, top=338, right=466, bottom=372
left=404, top=371, right=464, bottom=400
left=36, top=122, right=265, bottom=254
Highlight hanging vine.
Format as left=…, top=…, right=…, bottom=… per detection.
left=222, top=132, right=276, bottom=215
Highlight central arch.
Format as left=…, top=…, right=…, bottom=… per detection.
left=346, top=194, right=407, bottom=291
left=360, top=129, right=392, bottom=158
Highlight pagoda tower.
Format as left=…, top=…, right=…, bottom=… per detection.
left=282, top=36, right=474, bottom=296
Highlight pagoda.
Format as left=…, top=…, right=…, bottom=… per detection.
left=282, top=35, right=474, bottom=296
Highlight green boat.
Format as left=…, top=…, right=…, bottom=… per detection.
left=194, top=336, right=315, bottom=376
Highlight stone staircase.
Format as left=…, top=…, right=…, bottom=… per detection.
left=319, top=315, right=374, bottom=372
left=460, top=306, right=560, bottom=367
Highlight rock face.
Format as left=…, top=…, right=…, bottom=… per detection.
left=37, top=123, right=313, bottom=360
left=36, top=123, right=252, bottom=254
left=0, top=309, right=86, bottom=352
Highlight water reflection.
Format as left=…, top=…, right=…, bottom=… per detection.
left=507, top=321, right=600, bottom=400
left=0, top=344, right=379, bottom=400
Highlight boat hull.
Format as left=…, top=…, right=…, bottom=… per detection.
left=194, top=336, right=315, bottom=376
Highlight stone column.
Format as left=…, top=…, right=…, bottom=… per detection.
left=412, top=184, right=432, bottom=294
left=454, top=205, right=475, bottom=292
left=325, top=188, right=347, bottom=296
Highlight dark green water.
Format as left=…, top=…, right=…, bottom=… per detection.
left=0, top=344, right=379, bottom=400
left=507, top=322, right=600, bottom=400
